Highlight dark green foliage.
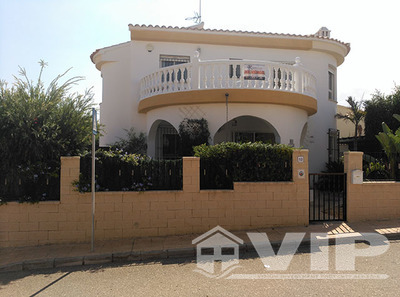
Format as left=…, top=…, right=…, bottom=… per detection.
left=323, top=161, right=344, bottom=173
left=317, top=161, right=345, bottom=190
left=110, top=127, right=147, bottom=155
left=0, top=61, right=93, bottom=202
left=0, top=163, right=60, bottom=203
left=179, top=118, right=210, bottom=156
left=194, top=142, right=293, bottom=189
left=75, top=149, right=182, bottom=192
left=364, top=162, right=390, bottom=180
left=375, top=114, right=400, bottom=179
left=364, top=86, right=400, bottom=151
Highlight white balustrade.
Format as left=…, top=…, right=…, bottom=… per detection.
left=139, top=59, right=316, bottom=100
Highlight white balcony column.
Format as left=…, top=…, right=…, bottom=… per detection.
left=293, top=57, right=303, bottom=93
left=191, top=51, right=201, bottom=90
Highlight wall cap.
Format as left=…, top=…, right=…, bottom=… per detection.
left=182, top=157, right=200, bottom=160
left=344, top=151, right=363, bottom=156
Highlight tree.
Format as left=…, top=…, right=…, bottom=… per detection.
left=335, top=96, right=365, bottom=151
left=376, top=114, right=400, bottom=179
left=364, top=86, right=400, bottom=151
left=0, top=60, right=93, bottom=171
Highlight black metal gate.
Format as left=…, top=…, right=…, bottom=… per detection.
left=309, top=173, right=346, bottom=222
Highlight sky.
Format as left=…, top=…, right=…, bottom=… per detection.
left=1, top=0, right=400, bottom=108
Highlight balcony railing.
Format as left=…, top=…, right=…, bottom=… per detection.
left=139, top=56, right=316, bottom=100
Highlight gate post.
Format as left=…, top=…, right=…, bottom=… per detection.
left=344, top=151, right=363, bottom=221
left=292, top=149, right=309, bottom=225
left=183, top=157, right=200, bottom=193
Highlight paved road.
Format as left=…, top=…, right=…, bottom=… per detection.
left=1, top=240, right=400, bottom=297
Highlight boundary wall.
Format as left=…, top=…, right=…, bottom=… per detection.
left=0, top=150, right=309, bottom=247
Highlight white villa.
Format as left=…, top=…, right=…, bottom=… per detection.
left=91, top=24, right=350, bottom=172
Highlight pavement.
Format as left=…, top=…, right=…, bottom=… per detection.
left=1, top=219, right=400, bottom=273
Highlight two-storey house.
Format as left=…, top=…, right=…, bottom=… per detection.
left=91, top=24, right=350, bottom=172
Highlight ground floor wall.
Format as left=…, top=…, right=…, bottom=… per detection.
left=0, top=151, right=309, bottom=248
left=2, top=151, right=399, bottom=248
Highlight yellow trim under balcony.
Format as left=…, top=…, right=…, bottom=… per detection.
left=138, top=89, right=317, bottom=115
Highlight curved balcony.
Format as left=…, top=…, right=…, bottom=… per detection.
left=138, top=58, right=317, bottom=115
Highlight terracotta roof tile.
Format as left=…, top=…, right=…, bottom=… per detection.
left=91, top=24, right=350, bottom=63
left=129, top=23, right=350, bottom=48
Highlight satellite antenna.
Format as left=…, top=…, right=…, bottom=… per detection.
left=185, top=0, right=202, bottom=24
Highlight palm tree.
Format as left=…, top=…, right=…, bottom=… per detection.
left=335, top=96, right=366, bottom=150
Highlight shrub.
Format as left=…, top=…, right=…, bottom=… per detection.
left=75, top=149, right=182, bottom=192
left=365, top=162, right=390, bottom=180
left=323, top=161, right=344, bottom=173
left=194, top=142, right=293, bottom=189
left=179, top=118, right=210, bottom=156
left=110, top=127, right=147, bottom=155
left=0, top=61, right=93, bottom=202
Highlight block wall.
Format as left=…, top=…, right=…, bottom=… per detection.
left=0, top=150, right=309, bottom=248
left=345, top=151, right=400, bottom=222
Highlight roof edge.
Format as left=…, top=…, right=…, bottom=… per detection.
left=128, top=23, right=350, bottom=53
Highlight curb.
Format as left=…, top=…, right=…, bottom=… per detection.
left=0, top=247, right=196, bottom=273
left=1, top=232, right=399, bottom=273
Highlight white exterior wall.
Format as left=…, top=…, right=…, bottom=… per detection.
left=98, top=37, right=344, bottom=172
left=145, top=103, right=308, bottom=152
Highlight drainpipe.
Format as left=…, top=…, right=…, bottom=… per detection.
left=225, top=93, right=229, bottom=142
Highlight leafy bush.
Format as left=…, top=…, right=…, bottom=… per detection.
left=0, top=61, right=93, bottom=202
left=75, top=149, right=182, bottom=192
left=323, top=161, right=344, bottom=173
left=179, top=118, right=210, bottom=156
left=110, top=127, right=147, bottom=155
left=365, top=162, right=390, bottom=180
left=194, top=142, right=293, bottom=189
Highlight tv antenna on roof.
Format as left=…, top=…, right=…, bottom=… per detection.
left=185, top=0, right=202, bottom=24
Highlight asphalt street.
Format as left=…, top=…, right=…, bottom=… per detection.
left=1, top=240, right=400, bottom=297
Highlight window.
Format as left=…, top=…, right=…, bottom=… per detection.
left=162, top=134, right=180, bottom=159
left=201, top=248, right=214, bottom=255
left=234, top=132, right=275, bottom=144
left=328, top=71, right=336, bottom=101
left=159, top=55, right=190, bottom=82
left=156, top=122, right=180, bottom=159
left=160, top=55, right=190, bottom=68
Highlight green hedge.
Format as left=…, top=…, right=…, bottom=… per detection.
left=76, top=149, right=182, bottom=192
left=194, top=142, right=293, bottom=189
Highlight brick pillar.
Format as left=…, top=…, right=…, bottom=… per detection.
left=292, top=149, right=309, bottom=225
left=182, top=157, right=200, bottom=193
left=60, top=156, right=81, bottom=199
left=344, top=151, right=363, bottom=175
left=292, top=149, right=309, bottom=184
left=344, top=151, right=363, bottom=221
